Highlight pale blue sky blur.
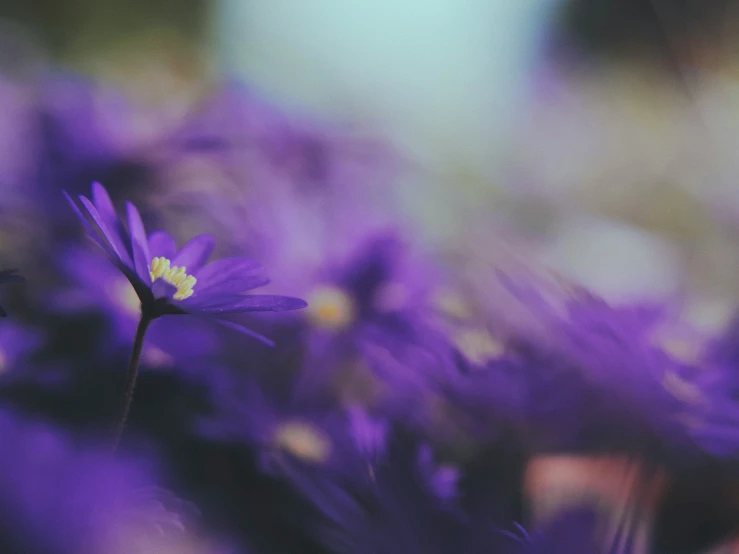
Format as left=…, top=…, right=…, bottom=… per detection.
left=216, top=0, right=562, bottom=173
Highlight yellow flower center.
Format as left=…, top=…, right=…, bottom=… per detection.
left=306, top=286, right=355, bottom=330
left=661, top=371, right=705, bottom=405
left=649, top=323, right=704, bottom=365
left=432, top=287, right=473, bottom=320
left=274, top=421, right=332, bottom=463
left=149, top=257, right=197, bottom=301
left=453, top=328, right=505, bottom=365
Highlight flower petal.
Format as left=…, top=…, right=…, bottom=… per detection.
left=193, top=275, right=270, bottom=297
left=65, top=190, right=149, bottom=304
left=195, top=316, right=274, bottom=346
left=196, top=294, right=308, bottom=314
left=91, top=182, right=132, bottom=262
left=172, top=235, right=215, bottom=273
left=194, top=257, right=262, bottom=287
left=79, top=196, right=128, bottom=263
left=64, top=191, right=121, bottom=262
left=148, top=231, right=177, bottom=260
left=126, top=202, right=151, bottom=284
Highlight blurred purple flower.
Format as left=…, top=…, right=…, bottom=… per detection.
left=65, top=182, right=306, bottom=342
left=285, top=428, right=467, bottom=554
left=200, top=369, right=387, bottom=486
left=487, top=271, right=739, bottom=459
left=168, top=82, right=400, bottom=203
left=35, top=75, right=134, bottom=198
left=346, top=405, right=388, bottom=461
left=0, top=269, right=23, bottom=317
left=680, top=311, right=739, bottom=457
left=21, top=73, right=162, bottom=237
left=229, top=229, right=524, bottom=449
left=0, top=409, right=159, bottom=554
left=416, top=444, right=459, bottom=502
left=282, top=233, right=448, bottom=402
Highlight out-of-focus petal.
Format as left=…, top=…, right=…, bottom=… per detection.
left=172, top=235, right=216, bottom=273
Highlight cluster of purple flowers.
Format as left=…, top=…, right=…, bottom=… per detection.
left=2, top=49, right=739, bottom=554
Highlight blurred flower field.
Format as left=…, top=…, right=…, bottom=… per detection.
left=3, top=2, right=739, bottom=553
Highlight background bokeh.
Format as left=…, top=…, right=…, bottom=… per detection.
left=4, top=1, right=739, bottom=553
left=10, top=0, right=739, bottom=308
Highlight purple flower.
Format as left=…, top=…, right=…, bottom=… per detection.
left=286, top=428, right=465, bottom=554
left=168, top=82, right=399, bottom=202
left=52, top=245, right=221, bottom=368
left=0, top=408, right=241, bottom=554
left=201, top=370, right=376, bottom=482
left=482, top=271, right=739, bottom=459
left=0, top=269, right=24, bottom=317
left=284, top=233, right=449, bottom=402
left=65, top=182, right=306, bottom=341
left=0, top=409, right=157, bottom=553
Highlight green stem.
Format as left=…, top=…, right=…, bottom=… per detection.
left=111, top=314, right=152, bottom=452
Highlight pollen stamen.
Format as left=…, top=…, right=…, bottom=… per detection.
left=306, top=285, right=355, bottom=330
left=149, top=256, right=197, bottom=301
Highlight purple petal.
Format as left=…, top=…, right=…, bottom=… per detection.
left=91, top=182, right=132, bottom=263
left=64, top=191, right=121, bottom=262
left=65, top=192, right=151, bottom=302
left=148, top=231, right=177, bottom=260
left=194, top=257, right=262, bottom=287
left=194, top=316, right=275, bottom=346
left=172, top=235, right=215, bottom=273
left=196, top=294, right=308, bottom=314
left=126, top=202, right=151, bottom=284
left=193, top=275, right=270, bottom=297
left=78, top=196, right=129, bottom=263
